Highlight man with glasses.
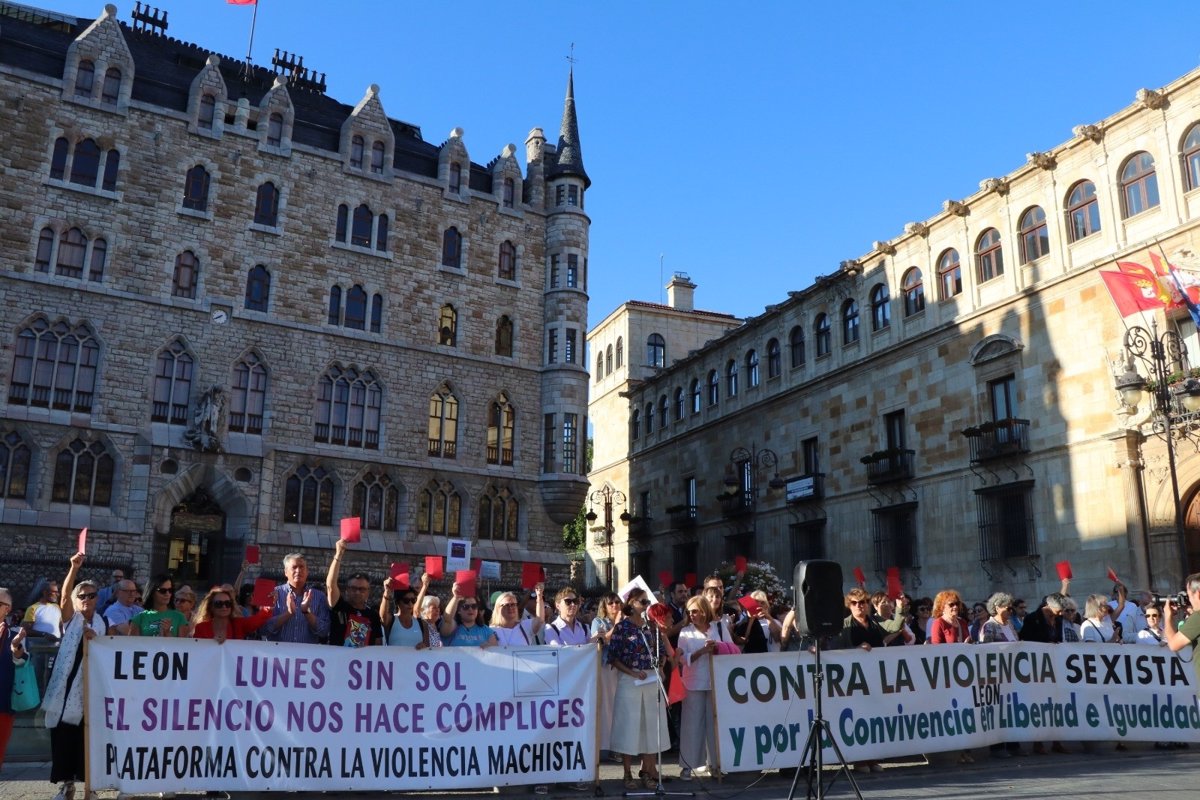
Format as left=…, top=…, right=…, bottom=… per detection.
left=1164, top=574, right=1200, bottom=688
left=103, top=579, right=143, bottom=636
left=1017, top=592, right=1065, bottom=644
left=545, top=587, right=592, bottom=646
left=96, top=569, right=125, bottom=614
left=324, top=538, right=382, bottom=648
left=264, top=552, right=331, bottom=644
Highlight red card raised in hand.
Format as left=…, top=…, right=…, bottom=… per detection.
left=521, top=563, right=544, bottom=591
left=1056, top=560, right=1072, bottom=580
left=251, top=578, right=275, bottom=609
left=339, top=517, right=361, bottom=543
left=390, top=562, right=410, bottom=590
left=683, top=572, right=697, bottom=589
left=77, top=527, right=88, bottom=555
left=885, top=567, right=902, bottom=600
left=853, top=566, right=867, bottom=585
left=424, top=556, right=444, bottom=580
left=244, top=544, right=260, bottom=565
left=737, top=595, right=762, bottom=616
left=455, top=570, right=477, bottom=598
left=734, top=555, right=748, bottom=573
left=1107, top=567, right=1120, bottom=584
left=658, top=570, right=674, bottom=589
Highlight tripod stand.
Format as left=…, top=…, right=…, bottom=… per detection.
left=787, top=639, right=863, bottom=800
left=624, top=624, right=693, bottom=799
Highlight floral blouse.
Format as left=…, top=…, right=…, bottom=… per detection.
left=606, top=618, right=665, bottom=670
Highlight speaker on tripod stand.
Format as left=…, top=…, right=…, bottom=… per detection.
left=787, top=560, right=864, bottom=800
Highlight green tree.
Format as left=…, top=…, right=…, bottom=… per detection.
left=562, top=504, right=588, bottom=553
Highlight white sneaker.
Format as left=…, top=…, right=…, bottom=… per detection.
left=52, top=784, right=74, bottom=800
left=692, top=765, right=710, bottom=776
left=679, top=768, right=693, bottom=781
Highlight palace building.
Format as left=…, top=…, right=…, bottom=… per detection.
left=0, top=3, right=590, bottom=591
left=588, top=66, right=1200, bottom=600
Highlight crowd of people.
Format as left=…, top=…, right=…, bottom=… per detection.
left=3, top=548, right=1199, bottom=800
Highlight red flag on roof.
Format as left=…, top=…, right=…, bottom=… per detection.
left=227, top=0, right=257, bottom=6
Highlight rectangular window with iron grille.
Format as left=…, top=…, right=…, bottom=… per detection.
left=976, top=480, right=1036, bottom=560
left=790, top=520, right=826, bottom=562
left=871, top=502, right=918, bottom=570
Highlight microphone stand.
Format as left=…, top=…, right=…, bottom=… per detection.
left=787, top=635, right=863, bottom=800
left=625, top=619, right=693, bottom=799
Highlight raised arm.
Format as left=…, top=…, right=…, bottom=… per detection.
left=326, top=538, right=346, bottom=607
left=529, top=582, right=546, bottom=635
left=441, top=581, right=463, bottom=638
left=59, top=552, right=84, bottom=625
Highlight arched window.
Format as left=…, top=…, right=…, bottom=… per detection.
left=51, top=137, right=69, bottom=180
left=350, top=135, right=364, bottom=169
left=766, top=338, right=781, bottom=378
left=418, top=480, right=461, bottom=536
left=52, top=438, right=113, bottom=506
left=151, top=340, right=193, bottom=425
left=902, top=268, right=925, bottom=316
left=88, top=236, right=107, bottom=282
left=673, top=387, right=684, bottom=420
left=498, top=241, right=516, bottom=280
left=9, top=318, right=99, bottom=413
left=495, top=316, right=513, bottom=357
left=439, top=304, right=457, bottom=346
left=707, top=369, right=719, bottom=406
left=335, top=204, right=348, bottom=242
left=726, top=359, right=739, bottom=397
left=630, top=408, right=641, bottom=441
left=353, top=472, right=399, bottom=532
left=0, top=430, right=31, bottom=499
left=428, top=386, right=459, bottom=458
left=172, top=251, right=199, bottom=298
left=449, top=162, right=462, bottom=192
left=1120, top=151, right=1159, bottom=218
left=344, top=285, right=367, bottom=330
left=327, top=285, right=342, bottom=325
left=376, top=214, right=388, bottom=252
left=790, top=325, right=806, bottom=368
left=267, top=112, right=283, bottom=147
left=690, top=378, right=702, bottom=414
left=658, top=395, right=668, bottom=428
left=314, top=366, right=382, bottom=449
left=229, top=353, right=267, bottom=435
left=70, top=138, right=100, bottom=186
left=936, top=249, right=961, bottom=300
left=870, top=284, right=890, bottom=331
left=283, top=465, right=334, bottom=525
left=198, top=94, right=216, bottom=130
left=615, top=337, right=624, bottom=368
left=241, top=265, right=271, bottom=312
left=975, top=228, right=1004, bottom=282
left=815, top=314, right=831, bottom=357
left=371, top=294, right=383, bottom=334
left=101, top=67, right=121, bottom=105
left=1066, top=180, right=1101, bottom=241
left=442, top=227, right=462, bottom=269
left=487, top=394, right=515, bottom=465
left=842, top=300, right=860, bottom=344
left=503, top=177, right=515, bottom=208
left=101, top=149, right=119, bottom=191
left=370, top=141, right=385, bottom=174
left=644, top=402, right=654, bottom=434
left=1183, top=123, right=1200, bottom=192
left=605, top=344, right=613, bottom=375
left=74, top=59, right=95, bottom=97
left=1018, top=206, right=1049, bottom=264
left=254, top=182, right=279, bottom=226
left=478, top=485, right=518, bottom=541
left=646, top=333, right=666, bottom=368
left=746, top=350, right=760, bottom=387
left=182, top=165, right=210, bottom=211
left=595, top=354, right=603, bottom=381
left=351, top=204, right=373, bottom=247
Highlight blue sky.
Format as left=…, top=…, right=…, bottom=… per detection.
left=50, top=1, right=1200, bottom=321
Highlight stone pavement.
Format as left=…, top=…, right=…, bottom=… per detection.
left=3, top=743, right=1197, bottom=799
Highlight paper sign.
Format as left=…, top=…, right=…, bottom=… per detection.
left=658, top=570, right=674, bottom=589
left=1107, top=567, right=1120, bottom=584
left=734, top=555, right=748, bottom=573
left=244, top=544, right=260, bottom=565
left=446, top=539, right=471, bottom=572
left=617, top=575, right=659, bottom=606
left=1056, top=561, right=1073, bottom=581
left=425, top=556, right=444, bottom=580
left=885, top=567, right=902, bottom=600
left=683, top=572, right=697, bottom=589
left=389, top=562, right=410, bottom=590
left=251, top=578, right=275, bottom=609
left=77, top=527, right=88, bottom=555
left=339, top=517, right=361, bottom=543
left=479, top=561, right=502, bottom=581
left=738, top=595, right=762, bottom=616
left=853, top=566, right=867, bottom=586
left=521, top=563, right=544, bottom=591
left=455, top=570, right=477, bottom=598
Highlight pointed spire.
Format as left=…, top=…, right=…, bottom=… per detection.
left=550, top=68, right=590, bottom=188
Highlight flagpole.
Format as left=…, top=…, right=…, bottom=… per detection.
left=246, top=0, right=259, bottom=64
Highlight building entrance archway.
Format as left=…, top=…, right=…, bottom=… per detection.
left=161, top=487, right=226, bottom=585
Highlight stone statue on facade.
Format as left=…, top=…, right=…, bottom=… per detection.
left=185, top=384, right=224, bottom=452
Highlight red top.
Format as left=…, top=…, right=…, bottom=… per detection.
left=930, top=616, right=970, bottom=644
left=193, top=608, right=271, bottom=641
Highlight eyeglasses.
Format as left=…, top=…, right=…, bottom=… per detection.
left=947, top=601, right=961, bottom=608
left=499, top=603, right=517, bottom=609
left=1146, top=613, right=1160, bottom=619
left=77, top=592, right=98, bottom=601
left=848, top=600, right=869, bottom=606
left=211, top=600, right=233, bottom=609
left=400, top=597, right=417, bottom=604
left=918, top=606, right=931, bottom=611
left=634, top=598, right=650, bottom=606
left=460, top=603, right=478, bottom=610
left=156, top=587, right=174, bottom=595
left=561, top=598, right=580, bottom=606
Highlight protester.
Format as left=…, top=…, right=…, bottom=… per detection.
left=1060, top=596, right=1082, bottom=642
left=381, top=580, right=429, bottom=647
left=0, top=589, right=28, bottom=769
left=837, top=587, right=887, bottom=652
left=1011, top=598, right=1027, bottom=633
left=869, top=591, right=909, bottom=646
left=193, top=587, right=271, bottom=642
left=441, top=581, right=497, bottom=647
left=324, top=538, right=383, bottom=647
left=490, top=584, right=545, bottom=647
left=929, top=590, right=971, bottom=644
left=263, top=552, right=330, bottom=644
left=978, top=591, right=1021, bottom=759
left=968, top=602, right=989, bottom=642
left=590, top=592, right=622, bottom=757
left=676, top=595, right=718, bottom=780
left=545, top=587, right=592, bottom=646
left=44, top=552, right=106, bottom=800
left=1080, top=594, right=1118, bottom=643
left=22, top=578, right=61, bottom=640
left=129, top=574, right=188, bottom=637
left=103, top=577, right=143, bottom=635
left=1164, top=574, right=1200, bottom=684
left=1137, top=604, right=1167, bottom=647
left=701, top=577, right=738, bottom=646
left=1109, top=582, right=1146, bottom=643
left=419, top=596, right=444, bottom=649
left=911, top=597, right=933, bottom=644
left=736, top=589, right=780, bottom=653
left=173, top=585, right=197, bottom=634
left=96, top=568, right=124, bottom=613
left=608, top=586, right=673, bottom=789
left=1017, top=592, right=1064, bottom=644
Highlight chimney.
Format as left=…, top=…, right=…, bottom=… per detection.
left=666, top=272, right=695, bottom=311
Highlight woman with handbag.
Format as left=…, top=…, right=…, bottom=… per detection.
left=43, top=552, right=106, bottom=800
left=0, top=588, right=30, bottom=768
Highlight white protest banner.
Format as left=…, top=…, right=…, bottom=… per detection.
left=87, top=638, right=598, bottom=794
left=713, top=643, right=1200, bottom=772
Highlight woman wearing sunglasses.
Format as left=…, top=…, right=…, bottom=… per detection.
left=441, top=581, right=498, bottom=648
left=193, top=588, right=271, bottom=642
left=489, top=584, right=545, bottom=647
left=381, top=577, right=430, bottom=648
left=590, top=592, right=623, bottom=757
left=128, top=574, right=189, bottom=637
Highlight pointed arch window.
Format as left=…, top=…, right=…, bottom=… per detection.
left=71, top=138, right=101, bottom=186
left=439, top=304, right=457, bottom=346
left=418, top=480, right=461, bottom=536
left=9, top=318, right=99, bottom=413
left=442, top=227, right=462, bottom=269
left=449, top=162, right=462, bottom=193
left=336, top=204, right=348, bottom=241
left=1018, top=207, right=1049, bottom=264
left=370, top=141, right=385, bottom=174
left=353, top=472, right=399, bottom=532
left=936, top=249, right=962, bottom=299
left=351, top=204, right=372, bottom=247
left=52, top=437, right=113, bottom=506
left=344, top=285, right=368, bottom=330
left=101, top=67, right=121, bottom=105
left=495, top=316, right=513, bottom=357
left=815, top=313, right=831, bottom=357
left=767, top=338, right=781, bottom=378
left=498, top=241, right=516, bottom=280
left=428, top=387, right=459, bottom=458
left=151, top=340, right=193, bottom=425
left=328, top=285, right=342, bottom=325
left=266, top=112, right=283, bottom=147
left=283, top=464, right=334, bottom=525
left=245, top=265, right=270, bottom=311
left=36, top=227, right=106, bottom=282
left=74, top=59, right=95, bottom=97
left=0, top=430, right=31, bottom=499
left=726, top=360, right=739, bottom=397
left=478, top=485, right=519, bottom=541
left=172, top=251, right=199, bottom=298
left=229, top=353, right=267, bottom=435
left=789, top=325, right=805, bottom=368
left=182, top=165, right=210, bottom=211
left=371, top=294, right=383, bottom=334
left=745, top=350, right=760, bottom=387
left=314, top=366, right=382, bottom=449
left=902, top=268, right=926, bottom=316
left=975, top=228, right=1004, bottom=283
left=870, top=284, right=890, bottom=331
left=350, top=135, right=364, bottom=170
left=254, top=182, right=279, bottom=226
left=842, top=299, right=860, bottom=343
left=1066, top=180, right=1101, bottom=241
left=487, top=394, right=515, bottom=465
left=1120, top=151, right=1159, bottom=218
left=51, top=138, right=68, bottom=180
left=647, top=333, right=666, bottom=368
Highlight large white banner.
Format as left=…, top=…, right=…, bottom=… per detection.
left=713, top=643, right=1200, bottom=772
left=87, top=638, right=598, bottom=794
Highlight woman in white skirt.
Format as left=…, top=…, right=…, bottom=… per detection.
left=607, top=587, right=675, bottom=789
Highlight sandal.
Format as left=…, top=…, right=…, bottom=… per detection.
left=642, top=773, right=659, bottom=788
left=624, top=776, right=638, bottom=790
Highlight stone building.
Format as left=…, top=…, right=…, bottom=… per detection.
left=0, top=3, right=590, bottom=596
left=588, top=66, right=1200, bottom=601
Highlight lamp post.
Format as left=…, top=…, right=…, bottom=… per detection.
left=1115, top=320, right=1200, bottom=587
left=724, top=445, right=787, bottom=502
left=586, top=485, right=627, bottom=589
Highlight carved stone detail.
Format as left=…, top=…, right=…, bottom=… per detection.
left=943, top=199, right=969, bottom=217
left=840, top=259, right=862, bottom=275
left=904, top=221, right=929, bottom=238
left=1136, top=88, right=1168, bottom=110
left=1072, top=123, right=1104, bottom=143
left=873, top=240, right=897, bottom=256
left=1026, top=151, right=1057, bottom=170
left=980, top=177, right=1010, bottom=196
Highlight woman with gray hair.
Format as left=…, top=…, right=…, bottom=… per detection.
left=977, top=592, right=1018, bottom=644
left=1080, top=593, right=1118, bottom=643
left=0, top=588, right=29, bottom=768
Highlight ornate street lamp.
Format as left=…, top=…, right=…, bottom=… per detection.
left=587, top=485, right=627, bottom=589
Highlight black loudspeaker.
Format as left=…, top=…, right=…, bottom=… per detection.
left=793, top=560, right=844, bottom=636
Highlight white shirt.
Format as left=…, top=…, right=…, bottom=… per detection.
left=678, top=624, right=718, bottom=691
left=494, top=618, right=538, bottom=647
left=1109, top=600, right=1145, bottom=643
left=544, top=617, right=590, bottom=646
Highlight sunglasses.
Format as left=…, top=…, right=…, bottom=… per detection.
left=848, top=600, right=869, bottom=606
left=77, top=592, right=98, bottom=601
left=499, top=602, right=517, bottom=609
left=156, top=587, right=175, bottom=595
left=460, top=603, right=478, bottom=610
left=400, top=597, right=417, bottom=604
left=1146, top=613, right=1160, bottom=619
left=212, top=600, right=233, bottom=609
left=634, top=598, right=650, bottom=605
left=947, top=601, right=961, bottom=608
left=561, top=598, right=579, bottom=606
left=606, top=599, right=622, bottom=605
